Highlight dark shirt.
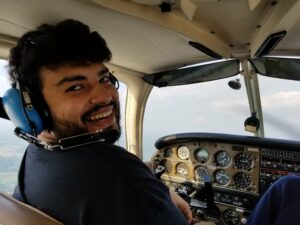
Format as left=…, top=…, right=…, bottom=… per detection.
left=14, top=143, right=189, bottom=225
left=247, top=175, right=300, bottom=225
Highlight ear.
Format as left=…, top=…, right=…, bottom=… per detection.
left=2, top=88, right=44, bottom=135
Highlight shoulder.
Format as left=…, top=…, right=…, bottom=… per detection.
left=28, top=142, right=134, bottom=160
left=26, top=142, right=155, bottom=183
left=270, top=175, right=300, bottom=192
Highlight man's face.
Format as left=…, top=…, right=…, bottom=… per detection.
left=40, top=63, right=120, bottom=139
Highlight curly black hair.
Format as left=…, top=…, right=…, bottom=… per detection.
left=9, top=19, right=111, bottom=86
left=8, top=19, right=112, bottom=130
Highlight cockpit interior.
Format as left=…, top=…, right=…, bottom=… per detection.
left=1, top=0, right=300, bottom=224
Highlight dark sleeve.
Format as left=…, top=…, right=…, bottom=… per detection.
left=247, top=176, right=300, bottom=225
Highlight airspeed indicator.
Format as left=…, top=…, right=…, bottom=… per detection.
left=177, top=146, right=190, bottom=160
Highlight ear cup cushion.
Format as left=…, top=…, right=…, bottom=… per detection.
left=2, top=88, right=44, bottom=135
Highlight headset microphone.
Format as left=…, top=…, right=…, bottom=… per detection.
left=58, top=129, right=119, bottom=149
left=14, top=128, right=120, bottom=151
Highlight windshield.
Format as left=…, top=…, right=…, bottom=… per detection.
left=143, top=75, right=249, bottom=160
left=143, top=74, right=300, bottom=160
left=258, top=75, right=300, bottom=140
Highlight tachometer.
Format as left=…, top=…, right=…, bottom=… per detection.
left=214, top=169, right=230, bottom=185
left=235, top=153, right=253, bottom=170
left=234, top=172, right=251, bottom=189
left=195, top=148, right=209, bottom=163
left=215, top=151, right=231, bottom=167
left=223, top=208, right=240, bottom=225
left=177, top=146, right=190, bottom=160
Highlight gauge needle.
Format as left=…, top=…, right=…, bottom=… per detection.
left=242, top=174, right=248, bottom=183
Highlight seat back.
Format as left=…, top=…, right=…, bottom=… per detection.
left=0, top=192, right=64, bottom=225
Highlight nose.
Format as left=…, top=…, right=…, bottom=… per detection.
left=89, top=84, right=113, bottom=105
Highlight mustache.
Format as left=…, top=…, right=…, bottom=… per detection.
left=82, top=101, right=118, bottom=121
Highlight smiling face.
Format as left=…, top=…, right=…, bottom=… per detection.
left=40, top=62, right=120, bottom=139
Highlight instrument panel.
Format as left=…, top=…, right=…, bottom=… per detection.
left=151, top=133, right=300, bottom=225
left=155, top=142, right=260, bottom=194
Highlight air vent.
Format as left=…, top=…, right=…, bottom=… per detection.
left=254, top=31, right=287, bottom=57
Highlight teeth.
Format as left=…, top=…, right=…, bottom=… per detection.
left=89, top=109, right=112, bottom=121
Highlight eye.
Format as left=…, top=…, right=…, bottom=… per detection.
left=65, top=84, right=83, bottom=92
left=99, top=76, right=111, bottom=84
left=109, top=74, right=119, bottom=89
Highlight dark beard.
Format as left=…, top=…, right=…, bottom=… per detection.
left=51, top=103, right=121, bottom=143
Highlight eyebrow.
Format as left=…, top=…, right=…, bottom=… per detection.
left=55, top=67, right=109, bottom=87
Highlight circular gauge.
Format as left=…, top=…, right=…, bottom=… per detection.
left=214, top=169, right=230, bottom=185
left=195, top=148, right=209, bottom=163
left=177, top=146, right=190, bottom=160
left=176, top=162, right=189, bottom=177
left=235, top=153, right=253, bottom=170
left=215, top=151, right=231, bottom=167
left=234, top=172, right=252, bottom=189
left=223, top=208, right=240, bottom=225
left=194, top=166, right=208, bottom=181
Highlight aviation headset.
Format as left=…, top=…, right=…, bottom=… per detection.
left=2, top=29, right=119, bottom=137
left=2, top=68, right=119, bottom=137
left=2, top=67, right=46, bottom=136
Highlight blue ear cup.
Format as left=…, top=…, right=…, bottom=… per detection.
left=2, top=88, right=44, bottom=135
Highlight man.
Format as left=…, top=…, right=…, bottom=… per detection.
left=246, top=175, right=300, bottom=225
left=7, top=19, right=192, bottom=225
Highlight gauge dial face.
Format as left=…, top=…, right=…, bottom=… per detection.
left=215, top=151, right=231, bottom=167
left=194, top=166, right=208, bottom=181
left=223, top=208, right=240, bottom=225
left=214, top=169, right=230, bottom=185
left=235, top=153, right=253, bottom=170
left=195, top=148, right=209, bottom=163
left=176, top=162, right=189, bottom=177
left=234, top=172, right=252, bottom=189
left=177, top=146, right=190, bottom=160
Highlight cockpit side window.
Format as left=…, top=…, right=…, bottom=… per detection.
left=0, top=59, right=28, bottom=193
